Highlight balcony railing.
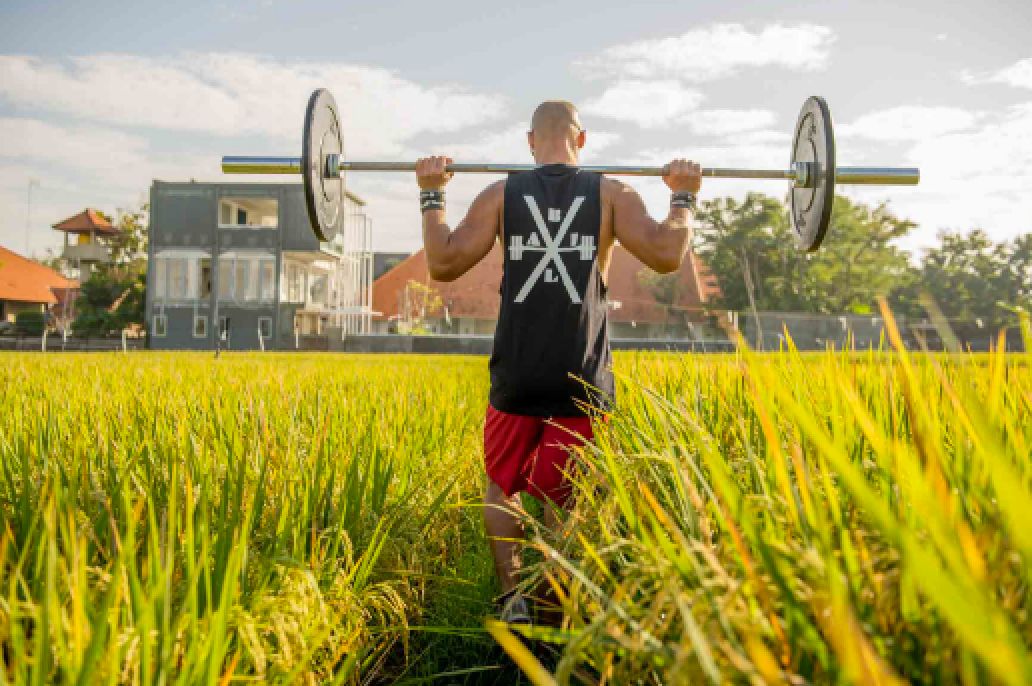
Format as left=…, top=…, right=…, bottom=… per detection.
left=63, top=243, right=110, bottom=263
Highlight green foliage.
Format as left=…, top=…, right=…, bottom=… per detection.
left=72, top=266, right=146, bottom=336
left=530, top=342, right=1032, bottom=684
left=635, top=268, right=690, bottom=333
left=14, top=309, right=45, bottom=335
left=1, top=350, right=1029, bottom=683
left=0, top=353, right=496, bottom=684
left=914, top=229, right=1032, bottom=329
left=114, top=272, right=147, bottom=327
left=107, top=204, right=149, bottom=266
left=401, top=279, right=443, bottom=334
left=694, top=193, right=916, bottom=314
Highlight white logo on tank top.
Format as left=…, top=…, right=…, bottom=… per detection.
left=510, top=195, right=595, bottom=304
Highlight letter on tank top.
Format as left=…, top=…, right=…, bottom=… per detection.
left=489, top=164, right=615, bottom=417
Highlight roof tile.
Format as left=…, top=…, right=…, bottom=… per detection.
left=0, top=246, right=79, bottom=305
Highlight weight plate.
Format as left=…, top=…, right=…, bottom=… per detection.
left=789, top=96, right=836, bottom=252
left=301, top=88, right=344, bottom=243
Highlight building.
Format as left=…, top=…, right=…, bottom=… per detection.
left=0, top=245, right=79, bottom=325
left=373, top=252, right=411, bottom=280
left=52, top=209, right=120, bottom=280
left=145, top=181, right=373, bottom=351
left=371, top=244, right=722, bottom=339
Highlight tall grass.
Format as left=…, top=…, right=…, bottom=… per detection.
left=1, top=340, right=1029, bottom=684
left=527, top=322, right=1031, bottom=684
left=0, top=354, right=495, bottom=684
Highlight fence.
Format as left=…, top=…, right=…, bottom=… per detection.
left=0, top=335, right=147, bottom=352
left=735, top=311, right=1026, bottom=352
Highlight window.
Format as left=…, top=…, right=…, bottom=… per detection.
left=258, top=317, right=272, bottom=339
left=193, top=315, right=208, bottom=338
left=217, top=253, right=275, bottom=303
left=261, top=260, right=275, bottom=302
left=309, top=274, right=329, bottom=306
left=218, top=197, right=278, bottom=229
left=218, top=316, right=230, bottom=342
left=218, top=260, right=233, bottom=300
left=200, top=259, right=212, bottom=298
left=168, top=259, right=189, bottom=299
left=284, top=263, right=305, bottom=304
left=153, top=259, right=167, bottom=300
left=152, top=315, right=167, bottom=337
left=152, top=251, right=210, bottom=302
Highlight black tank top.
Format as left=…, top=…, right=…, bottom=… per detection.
left=489, top=164, right=614, bottom=417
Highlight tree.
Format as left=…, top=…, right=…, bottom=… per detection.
left=107, top=204, right=149, bottom=269
left=71, top=261, right=147, bottom=336
left=996, top=233, right=1032, bottom=322
left=694, top=193, right=917, bottom=314
left=636, top=268, right=682, bottom=332
left=915, top=229, right=1030, bottom=331
left=401, top=280, right=442, bottom=334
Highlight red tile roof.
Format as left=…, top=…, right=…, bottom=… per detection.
left=52, top=208, right=118, bottom=234
left=372, top=244, right=719, bottom=324
left=0, top=246, right=79, bottom=305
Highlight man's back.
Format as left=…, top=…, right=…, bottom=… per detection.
left=490, top=164, right=613, bottom=417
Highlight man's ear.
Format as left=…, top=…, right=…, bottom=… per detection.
left=527, top=131, right=535, bottom=152
left=576, top=129, right=586, bottom=150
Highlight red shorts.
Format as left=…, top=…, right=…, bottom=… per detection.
left=483, top=404, right=595, bottom=506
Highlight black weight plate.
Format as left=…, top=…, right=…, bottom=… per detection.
left=789, top=96, right=836, bottom=252
left=301, top=88, right=344, bottom=243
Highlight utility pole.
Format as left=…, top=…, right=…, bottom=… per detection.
left=25, top=179, right=40, bottom=256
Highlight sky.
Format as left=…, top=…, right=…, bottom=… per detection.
left=0, top=0, right=1030, bottom=257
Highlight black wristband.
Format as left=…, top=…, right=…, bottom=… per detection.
left=420, top=190, right=445, bottom=213
left=670, top=191, right=697, bottom=210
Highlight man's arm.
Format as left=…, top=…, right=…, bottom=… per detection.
left=610, top=159, right=701, bottom=274
left=416, top=156, right=502, bottom=282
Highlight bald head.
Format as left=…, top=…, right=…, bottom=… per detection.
left=528, top=100, right=585, bottom=164
left=531, top=101, right=582, bottom=138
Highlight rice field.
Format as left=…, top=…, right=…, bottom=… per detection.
left=1, top=321, right=1030, bottom=684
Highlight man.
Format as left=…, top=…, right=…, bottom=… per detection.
left=415, top=101, right=701, bottom=623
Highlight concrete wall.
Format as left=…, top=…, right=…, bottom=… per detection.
left=332, top=334, right=735, bottom=354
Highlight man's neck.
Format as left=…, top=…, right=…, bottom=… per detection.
left=533, top=149, right=578, bottom=166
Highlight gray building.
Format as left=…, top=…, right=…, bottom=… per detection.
left=146, top=181, right=373, bottom=351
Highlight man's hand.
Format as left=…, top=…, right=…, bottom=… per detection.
left=662, top=158, right=702, bottom=194
left=416, top=156, right=455, bottom=191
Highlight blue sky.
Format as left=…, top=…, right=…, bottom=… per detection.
left=1, top=0, right=1030, bottom=256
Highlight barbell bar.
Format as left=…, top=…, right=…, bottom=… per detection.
left=219, top=88, right=920, bottom=251
left=221, top=156, right=917, bottom=186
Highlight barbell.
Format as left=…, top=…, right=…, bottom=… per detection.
left=220, top=88, right=920, bottom=252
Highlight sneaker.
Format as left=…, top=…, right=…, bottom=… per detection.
left=497, top=589, right=532, bottom=625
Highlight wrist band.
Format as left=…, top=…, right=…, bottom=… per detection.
left=420, top=189, right=445, bottom=212
left=670, top=191, right=696, bottom=210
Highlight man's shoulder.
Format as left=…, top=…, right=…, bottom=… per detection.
left=472, top=179, right=506, bottom=207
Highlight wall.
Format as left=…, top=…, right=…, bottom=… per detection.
left=1, top=300, right=45, bottom=323
left=332, top=334, right=736, bottom=354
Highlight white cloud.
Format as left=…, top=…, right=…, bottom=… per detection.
left=961, top=58, right=1032, bottom=90
left=988, top=57, right=1032, bottom=90
left=844, top=102, right=1032, bottom=248
left=686, top=109, right=777, bottom=136
left=0, top=117, right=211, bottom=190
left=577, top=23, right=835, bottom=82
left=582, top=80, right=704, bottom=128
left=0, top=54, right=508, bottom=156
left=840, top=106, right=981, bottom=142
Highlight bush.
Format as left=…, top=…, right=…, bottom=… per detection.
left=15, top=310, right=45, bottom=336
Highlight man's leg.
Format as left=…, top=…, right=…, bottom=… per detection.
left=483, top=404, right=541, bottom=609
left=483, top=479, right=526, bottom=593
left=528, top=416, right=596, bottom=626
